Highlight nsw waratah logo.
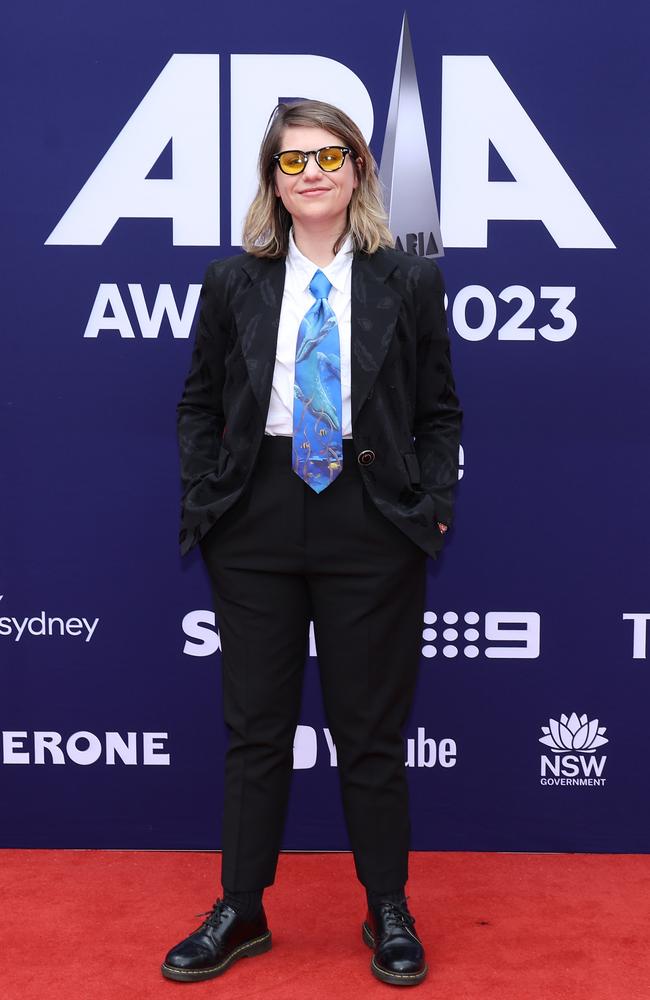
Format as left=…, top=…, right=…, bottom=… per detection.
left=539, top=713, right=609, bottom=787
left=539, top=713, right=608, bottom=753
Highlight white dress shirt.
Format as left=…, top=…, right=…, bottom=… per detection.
left=264, top=229, right=353, bottom=438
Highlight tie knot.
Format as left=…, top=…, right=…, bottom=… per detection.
left=309, top=270, right=332, bottom=301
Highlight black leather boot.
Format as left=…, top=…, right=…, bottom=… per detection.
left=362, top=898, right=427, bottom=986
left=161, top=898, right=272, bottom=982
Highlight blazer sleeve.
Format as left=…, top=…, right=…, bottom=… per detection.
left=412, top=260, right=463, bottom=527
left=176, top=262, right=229, bottom=498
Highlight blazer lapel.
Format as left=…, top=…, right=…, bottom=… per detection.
left=233, top=256, right=286, bottom=416
left=350, top=250, right=402, bottom=424
left=233, top=249, right=402, bottom=427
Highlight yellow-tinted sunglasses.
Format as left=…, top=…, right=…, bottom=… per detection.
left=273, top=146, right=354, bottom=175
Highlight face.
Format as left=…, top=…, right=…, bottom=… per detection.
left=273, top=126, right=360, bottom=232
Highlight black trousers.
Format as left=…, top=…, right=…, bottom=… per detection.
left=199, top=435, right=427, bottom=893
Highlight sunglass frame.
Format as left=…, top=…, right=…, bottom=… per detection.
left=273, top=146, right=354, bottom=175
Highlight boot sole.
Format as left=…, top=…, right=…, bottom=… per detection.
left=161, top=930, right=272, bottom=982
left=362, top=922, right=428, bottom=986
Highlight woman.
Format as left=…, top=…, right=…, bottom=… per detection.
left=162, top=100, right=462, bottom=987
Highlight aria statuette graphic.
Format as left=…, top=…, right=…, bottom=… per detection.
left=379, top=13, right=443, bottom=259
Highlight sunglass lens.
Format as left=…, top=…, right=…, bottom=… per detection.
left=317, top=147, right=345, bottom=171
left=278, top=151, right=306, bottom=174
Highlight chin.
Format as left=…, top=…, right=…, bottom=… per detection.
left=293, top=204, right=342, bottom=226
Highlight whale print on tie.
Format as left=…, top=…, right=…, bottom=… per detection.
left=292, top=270, right=344, bottom=491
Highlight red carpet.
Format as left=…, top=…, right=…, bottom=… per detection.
left=2, top=850, right=649, bottom=999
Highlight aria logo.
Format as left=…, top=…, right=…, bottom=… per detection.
left=539, top=713, right=608, bottom=788
left=47, top=16, right=613, bottom=252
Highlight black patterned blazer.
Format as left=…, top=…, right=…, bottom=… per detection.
left=177, top=247, right=462, bottom=558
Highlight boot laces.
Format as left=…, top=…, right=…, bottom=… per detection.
left=194, top=898, right=230, bottom=929
left=381, top=898, right=416, bottom=929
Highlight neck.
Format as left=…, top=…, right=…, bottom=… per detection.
left=292, top=219, right=348, bottom=268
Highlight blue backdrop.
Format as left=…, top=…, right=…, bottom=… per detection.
left=2, top=0, right=649, bottom=852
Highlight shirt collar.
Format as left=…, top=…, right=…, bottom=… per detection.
left=287, top=229, right=353, bottom=294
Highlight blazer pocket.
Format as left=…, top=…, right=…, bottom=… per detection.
left=402, top=452, right=421, bottom=486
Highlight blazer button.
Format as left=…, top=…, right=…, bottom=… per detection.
left=357, top=449, right=376, bottom=466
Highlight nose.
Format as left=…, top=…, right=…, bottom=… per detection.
left=302, top=154, right=323, bottom=180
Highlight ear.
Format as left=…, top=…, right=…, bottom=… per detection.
left=353, top=156, right=363, bottom=189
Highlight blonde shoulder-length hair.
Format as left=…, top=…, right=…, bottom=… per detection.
left=242, top=100, right=394, bottom=258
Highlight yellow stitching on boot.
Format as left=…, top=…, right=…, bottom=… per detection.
left=162, top=932, right=271, bottom=976
left=365, top=921, right=426, bottom=983
left=371, top=956, right=428, bottom=980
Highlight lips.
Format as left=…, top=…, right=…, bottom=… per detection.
left=299, top=187, right=330, bottom=196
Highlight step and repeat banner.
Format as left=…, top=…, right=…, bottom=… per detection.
left=3, top=1, right=648, bottom=851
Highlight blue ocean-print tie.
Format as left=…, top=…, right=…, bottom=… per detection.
left=292, top=270, right=343, bottom=491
